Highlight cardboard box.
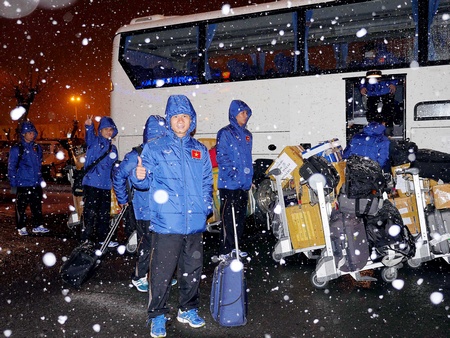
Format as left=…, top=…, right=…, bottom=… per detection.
left=389, top=196, right=421, bottom=235
left=432, top=184, right=450, bottom=209
left=267, top=146, right=304, bottom=181
left=286, top=203, right=325, bottom=250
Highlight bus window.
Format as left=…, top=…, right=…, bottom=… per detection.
left=307, top=1, right=415, bottom=72
left=119, top=25, right=201, bottom=88
left=205, top=11, right=297, bottom=80
left=430, top=1, right=450, bottom=62
left=415, top=101, right=450, bottom=121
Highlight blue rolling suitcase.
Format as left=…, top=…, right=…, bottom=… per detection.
left=210, top=205, right=247, bottom=327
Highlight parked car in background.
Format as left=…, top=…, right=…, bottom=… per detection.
left=37, top=139, right=70, bottom=182
left=0, top=140, right=14, bottom=181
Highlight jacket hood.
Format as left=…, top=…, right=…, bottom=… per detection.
left=165, top=95, right=197, bottom=135
left=20, top=121, right=38, bottom=141
left=229, top=100, right=252, bottom=128
left=98, top=116, right=118, bottom=139
left=143, top=115, right=166, bottom=143
left=363, top=122, right=386, bottom=136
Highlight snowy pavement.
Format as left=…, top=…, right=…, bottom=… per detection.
left=1, top=181, right=449, bottom=337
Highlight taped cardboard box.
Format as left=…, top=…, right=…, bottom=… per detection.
left=389, top=196, right=421, bottom=235
left=432, top=184, right=450, bottom=209
left=286, top=203, right=325, bottom=250
left=267, top=145, right=305, bottom=207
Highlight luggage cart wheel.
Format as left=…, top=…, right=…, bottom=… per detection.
left=310, top=272, right=328, bottom=289
left=272, top=251, right=282, bottom=262
left=406, top=259, right=421, bottom=269
left=381, top=267, right=398, bottom=283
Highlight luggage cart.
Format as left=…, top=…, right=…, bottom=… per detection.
left=395, top=168, right=450, bottom=267
left=269, top=168, right=326, bottom=262
left=310, top=182, right=405, bottom=289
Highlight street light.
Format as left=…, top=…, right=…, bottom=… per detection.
left=70, top=95, right=81, bottom=121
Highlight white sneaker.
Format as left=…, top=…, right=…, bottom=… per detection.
left=18, top=227, right=28, bottom=236
left=32, top=226, right=50, bottom=234
left=99, top=241, right=119, bottom=248
left=131, top=276, right=148, bottom=292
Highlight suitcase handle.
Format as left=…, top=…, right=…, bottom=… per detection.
left=232, top=204, right=240, bottom=262
left=100, top=205, right=128, bottom=253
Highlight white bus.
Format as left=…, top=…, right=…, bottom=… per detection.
left=110, top=0, right=450, bottom=160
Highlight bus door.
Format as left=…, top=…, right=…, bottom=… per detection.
left=345, top=74, right=406, bottom=143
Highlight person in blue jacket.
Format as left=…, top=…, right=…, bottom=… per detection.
left=343, top=122, right=391, bottom=172
left=82, top=115, right=119, bottom=246
left=8, top=121, right=50, bottom=236
left=132, top=95, right=213, bottom=338
left=216, top=99, right=253, bottom=255
left=360, top=72, right=398, bottom=136
left=113, top=115, right=166, bottom=293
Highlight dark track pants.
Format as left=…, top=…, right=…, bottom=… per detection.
left=147, top=232, right=203, bottom=319
left=218, top=188, right=248, bottom=255
left=81, top=185, right=111, bottom=242
left=134, top=219, right=152, bottom=280
left=15, top=186, right=43, bottom=229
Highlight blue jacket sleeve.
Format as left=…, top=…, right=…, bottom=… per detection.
left=7, top=145, right=19, bottom=187
left=216, top=128, right=239, bottom=179
left=129, top=145, right=152, bottom=190
left=202, top=147, right=214, bottom=216
left=113, top=151, right=138, bottom=205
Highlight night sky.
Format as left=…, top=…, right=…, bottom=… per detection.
left=0, top=0, right=270, bottom=128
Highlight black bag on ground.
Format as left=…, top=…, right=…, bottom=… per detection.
left=60, top=206, right=127, bottom=288
left=299, top=155, right=339, bottom=196
left=389, top=139, right=418, bottom=166
left=60, top=240, right=98, bottom=288
left=345, top=155, right=386, bottom=198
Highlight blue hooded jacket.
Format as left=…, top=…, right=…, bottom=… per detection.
left=216, top=100, right=253, bottom=191
left=113, top=115, right=166, bottom=221
left=343, top=122, right=391, bottom=172
left=131, top=95, right=213, bottom=235
left=82, top=116, right=118, bottom=189
left=360, top=77, right=398, bottom=97
left=8, top=121, right=43, bottom=188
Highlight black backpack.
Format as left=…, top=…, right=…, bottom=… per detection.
left=345, top=155, right=386, bottom=198
left=389, top=139, right=418, bottom=167
left=299, top=155, right=339, bottom=196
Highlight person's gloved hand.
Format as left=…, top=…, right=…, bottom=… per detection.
left=10, top=187, right=17, bottom=195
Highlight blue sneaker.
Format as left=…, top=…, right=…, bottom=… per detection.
left=150, top=315, right=166, bottom=338
left=32, top=226, right=49, bottom=234
left=171, top=278, right=177, bottom=286
left=177, top=308, right=205, bottom=328
left=132, top=277, right=148, bottom=292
